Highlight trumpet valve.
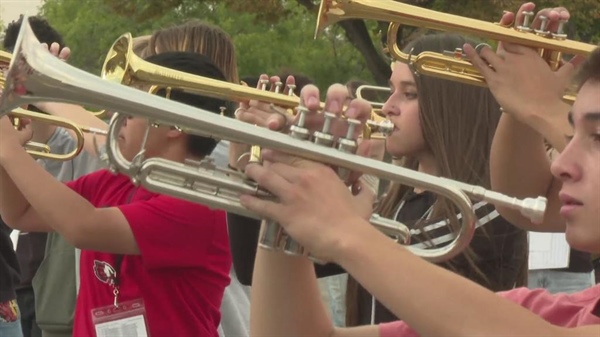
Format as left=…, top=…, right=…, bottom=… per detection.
left=286, top=84, right=297, bottom=96
left=552, top=19, right=568, bottom=40
left=289, top=106, right=311, bottom=140
left=336, top=118, right=360, bottom=154
left=274, top=81, right=283, bottom=94
left=336, top=118, right=360, bottom=181
left=534, top=15, right=550, bottom=37
left=312, top=112, right=336, bottom=147
left=516, top=11, right=535, bottom=32
left=259, top=79, right=269, bottom=91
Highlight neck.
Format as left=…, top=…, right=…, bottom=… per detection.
left=414, top=152, right=438, bottom=194
left=30, top=123, right=57, bottom=144
left=155, top=142, right=194, bottom=164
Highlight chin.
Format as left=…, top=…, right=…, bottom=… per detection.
left=565, top=225, right=600, bottom=254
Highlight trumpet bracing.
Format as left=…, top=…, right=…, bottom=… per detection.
left=0, top=17, right=547, bottom=263
left=315, top=0, right=594, bottom=104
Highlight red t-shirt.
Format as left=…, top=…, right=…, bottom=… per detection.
left=380, top=285, right=600, bottom=336
left=67, top=170, right=231, bottom=337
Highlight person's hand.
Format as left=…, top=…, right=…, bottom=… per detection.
left=0, top=116, right=32, bottom=164
left=236, top=74, right=296, bottom=130
left=240, top=149, right=375, bottom=262
left=41, top=42, right=71, bottom=62
left=464, top=3, right=581, bottom=124
left=229, top=74, right=296, bottom=169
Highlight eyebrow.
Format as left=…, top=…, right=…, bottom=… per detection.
left=568, top=111, right=600, bottom=126
left=584, top=112, right=600, bottom=121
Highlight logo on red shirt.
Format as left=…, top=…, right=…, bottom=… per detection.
left=93, top=260, right=117, bottom=286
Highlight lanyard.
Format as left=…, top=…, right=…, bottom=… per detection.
left=111, top=187, right=138, bottom=308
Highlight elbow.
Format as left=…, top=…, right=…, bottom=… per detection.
left=2, top=215, right=22, bottom=230
left=1, top=208, right=31, bottom=231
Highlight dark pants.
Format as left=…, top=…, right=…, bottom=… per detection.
left=16, top=288, right=41, bottom=337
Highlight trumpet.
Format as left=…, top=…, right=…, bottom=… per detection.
left=8, top=108, right=107, bottom=161
left=1, top=49, right=108, bottom=118
left=355, top=84, right=390, bottom=119
left=315, top=0, right=594, bottom=104
left=0, top=17, right=547, bottom=263
left=101, top=32, right=393, bottom=140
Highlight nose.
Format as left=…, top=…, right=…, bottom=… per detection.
left=550, top=141, right=582, bottom=183
left=382, top=93, right=399, bottom=118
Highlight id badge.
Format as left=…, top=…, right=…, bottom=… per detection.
left=92, top=299, right=149, bottom=337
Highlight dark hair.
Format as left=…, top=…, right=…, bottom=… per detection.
left=144, top=52, right=231, bottom=158
left=575, top=46, right=600, bottom=89
left=3, top=15, right=65, bottom=52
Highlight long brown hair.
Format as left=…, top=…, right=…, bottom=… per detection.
left=143, top=20, right=239, bottom=84
left=345, top=33, right=528, bottom=326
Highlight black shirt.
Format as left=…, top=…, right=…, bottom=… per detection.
left=0, top=218, right=21, bottom=303
left=15, top=232, right=47, bottom=289
left=355, top=191, right=529, bottom=324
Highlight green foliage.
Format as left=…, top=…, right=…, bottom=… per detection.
left=39, top=0, right=600, bottom=89
left=40, top=0, right=182, bottom=73
left=41, top=0, right=374, bottom=89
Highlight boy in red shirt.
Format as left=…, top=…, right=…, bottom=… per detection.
left=0, top=52, right=231, bottom=337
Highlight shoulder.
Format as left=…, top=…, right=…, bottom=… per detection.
left=127, top=193, right=226, bottom=225
left=499, top=285, right=600, bottom=313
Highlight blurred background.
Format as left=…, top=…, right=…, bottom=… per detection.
left=1, top=0, right=599, bottom=91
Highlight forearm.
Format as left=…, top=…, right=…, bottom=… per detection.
left=2, top=148, right=96, bottom=241
left=0, top=165, right=32, bottom=227
left=34, top=102, right=108, bottom=157
left=490, top=113, right=564, bottom=231
left=250, top=224, right=334, bottom=336
left=337, top=223, right=560, bottom=337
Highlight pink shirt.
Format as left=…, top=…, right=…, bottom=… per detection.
left=380, top=285, right=600, bottom=337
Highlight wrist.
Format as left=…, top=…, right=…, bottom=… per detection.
left=525, top=101, right=571, bottom=152
left=332, top=217, right=388, bottom=267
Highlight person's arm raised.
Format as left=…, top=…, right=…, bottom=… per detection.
left=464, top=4, right=578, bottom=231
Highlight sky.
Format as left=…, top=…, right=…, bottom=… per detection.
left=1, top=0, right=43, bottom=25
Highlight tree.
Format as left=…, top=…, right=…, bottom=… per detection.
left=41, top=0, right=375, bottom=90
left=104, top=0, right=600, bottom=86
left=44, top=0, right=600, bottom=87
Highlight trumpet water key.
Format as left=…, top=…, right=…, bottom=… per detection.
left=0, top=16, right=546, bottom=263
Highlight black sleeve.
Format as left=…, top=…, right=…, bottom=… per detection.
left=226, top=212, right=346, bottom=285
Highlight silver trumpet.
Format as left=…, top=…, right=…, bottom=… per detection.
left=0, top=17, right=547, bottom=263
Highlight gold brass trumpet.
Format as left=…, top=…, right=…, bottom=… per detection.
left=9, top=108, right=107, bottom=161
left=102, top=32, right=393, bottom=140
left=315, top=0, right=594, bottom=104
left=0, top=17, right=547, bottom=263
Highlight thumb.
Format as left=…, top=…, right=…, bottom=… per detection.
left=556, top=55, right=583, bottom=87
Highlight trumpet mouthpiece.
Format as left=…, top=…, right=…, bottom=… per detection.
left=520, top=197, right=548, bottom=225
